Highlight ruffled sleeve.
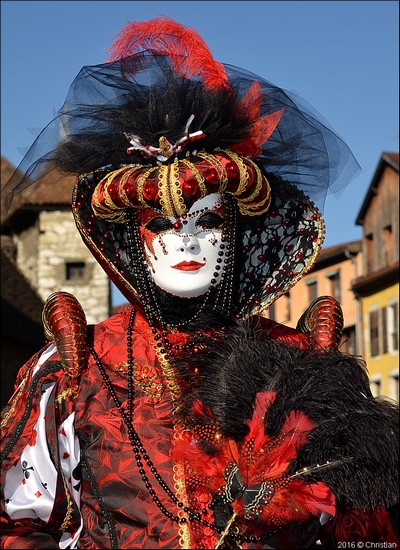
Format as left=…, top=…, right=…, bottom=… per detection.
left=1, top=346, right=83, bottom=549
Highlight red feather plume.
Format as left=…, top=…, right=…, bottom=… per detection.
left=107, top=17, right=229, bottom=91
left=231, top=81, right=284, bottom=157
left=172, top=391, right=336, bottom=527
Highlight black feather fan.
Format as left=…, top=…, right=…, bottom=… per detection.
left=173, top=317, right=399, bottom=511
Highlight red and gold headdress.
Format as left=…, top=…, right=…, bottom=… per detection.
left=87, top=19, right=284, bottom=222
left=91, top=150, right=272, bottom=221
left=5, top=17, right=360, bottom=317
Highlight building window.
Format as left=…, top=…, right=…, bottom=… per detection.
left=366, top=233, right=374, bottom=273
left=370, top=376, right=382, bottom=398
left=306, top=280, right=318, bottom=303
left=388, top=303, right=399, bottom=351
left=342, top=326, right=356, bottom=355
left=389, top=371, right=399, bottom=402
left=66, top=261, right=86, bottom=281
left=383, top=225, right=393, bottom=266
left=283, top=292, right=291, bottom=322
left=369, top=310, right=379, bottom=357
left=327, top=270, right=341, bottom=303
left=382, top=307, right=388, bottom=354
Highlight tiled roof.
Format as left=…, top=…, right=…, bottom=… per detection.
left=1, top=249, right=44, bottom=326
left=385, top=152, right=399, bottom=168
left=311, top=240, right=362, bottom=271
left=352, top=261, right=399, bottom=294
left=1, top=157, right=75, bottom=228
left=317, top=240, right=362, bottom=260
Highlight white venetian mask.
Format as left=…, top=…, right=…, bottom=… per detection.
left=138, top=194, right=227, bottom=298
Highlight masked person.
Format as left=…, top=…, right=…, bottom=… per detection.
left=1, top=18, right=398, bottom=550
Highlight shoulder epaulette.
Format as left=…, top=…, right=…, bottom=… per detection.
left=42, top=291, right=87, bottom=393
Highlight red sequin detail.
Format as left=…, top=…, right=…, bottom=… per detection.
left=173, top=221, right=183, bottom=230
left=182, top=178, right=198, bottom=196
left=225, top=161, right=240, bottom=181
left=143, top=182, right=158, bottom=201
left=204, top=168, right=220, bottom=186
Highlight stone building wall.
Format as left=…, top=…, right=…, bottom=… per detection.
left=15, top=222, right=40, bottom=289
left=17, top=209, right=110, bottom=325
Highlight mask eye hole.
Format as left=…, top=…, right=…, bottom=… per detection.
left=196, top=212, right=224, bottom=230
left=145, top=217, right=173, bottom=234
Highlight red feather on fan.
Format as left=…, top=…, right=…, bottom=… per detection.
left=172, top=391, right=336, bottom=526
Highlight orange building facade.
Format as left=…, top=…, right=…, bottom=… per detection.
left=351, top=152, right=399, bottom=400
left=264, top=240, right=362, bottom=355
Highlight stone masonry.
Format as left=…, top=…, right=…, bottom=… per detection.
left=15, top=209, right=110, bottom=325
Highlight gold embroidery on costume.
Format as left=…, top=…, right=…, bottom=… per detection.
left=170, top=161, right=186, bottom=217
left=158, top=165, right=173, bottom=217
left=116, top=361, right=163, bottom=403
left=55, top=388, right=74, bottom=405
left=1, top=366, right=31, bottom=428
left=173, top=460, right=192, bottom=549
left=151, top=344, right=181, bottom=404
left=60, top=469, right=74, bottom=532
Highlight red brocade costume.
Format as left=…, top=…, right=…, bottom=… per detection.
left=0, top=307, right=308, bottom=549
left=1, top=306, right=398, bottom=549
left=1, top=17, right=398, bottom=550
left=0, top=308, right=291, bottom=547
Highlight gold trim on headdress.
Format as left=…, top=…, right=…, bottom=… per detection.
left=91, top=149, right=272, bottom=220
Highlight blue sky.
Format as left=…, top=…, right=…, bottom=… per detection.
left=1, top=1, right=399, bottom=304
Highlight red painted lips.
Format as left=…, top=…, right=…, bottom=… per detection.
left=171, top=261, right=206, bottom=271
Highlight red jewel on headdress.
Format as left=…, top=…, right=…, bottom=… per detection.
left=204, top=168, right=220, bottom=186
left=173, top=220, right=183, bottom=230
left=123, top=180, right=136, bottom=202
left=143, top=182, right=158, bottom=201
left=225, top=161, right=240, bottom=182
left=182, top=178, right=198, bottom=196
left=107, top=182, right=118, bottom=201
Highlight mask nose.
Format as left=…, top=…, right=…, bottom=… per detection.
left=177, top=235, right=200, bottom=253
